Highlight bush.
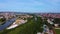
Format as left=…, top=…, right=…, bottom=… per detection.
left=0, top=18, right=6, bottom=22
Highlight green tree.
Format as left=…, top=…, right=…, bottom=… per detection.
left=35, top=17, right=43, bottom=32
left=0, top=18, right=6, bottom=22
left=54, top=18, right=60, bottom=24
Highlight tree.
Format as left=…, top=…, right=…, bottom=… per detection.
left=35, top=17, right=43, bottom=32
left=0, top=18, right=6, bottom=22
left=53, top=18, right=60, bottom=24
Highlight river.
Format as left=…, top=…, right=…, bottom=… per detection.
left=0, top=18, right=16, bottom=31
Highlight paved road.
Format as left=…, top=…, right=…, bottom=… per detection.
left=0, top=18, right=16, bottom=31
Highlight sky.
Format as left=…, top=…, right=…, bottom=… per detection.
left=0, top=0, right=60, bottom=13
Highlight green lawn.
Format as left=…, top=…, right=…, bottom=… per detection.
left=55, top=29, right=60, bottom=34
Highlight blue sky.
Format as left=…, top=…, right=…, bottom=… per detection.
left=0, top=0, right=60, bottom=13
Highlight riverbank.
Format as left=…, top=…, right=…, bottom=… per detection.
left=7, top=19, right=27, bottom=29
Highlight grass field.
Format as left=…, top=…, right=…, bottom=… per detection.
left=55, top=29, right=60, bottom=34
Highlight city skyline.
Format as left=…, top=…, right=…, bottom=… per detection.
left=0, top=0, right=60, bottom=13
